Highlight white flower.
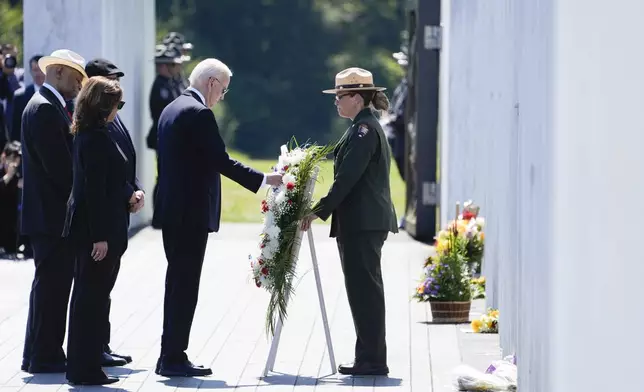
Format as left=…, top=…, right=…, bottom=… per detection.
left=282, top=173, right=296, bottom=185
left=275, top=190, right=287, bottom=206
left=261, top=245, right=275, bottom=260
left=263, top=211, right=275, bottom=228
left=476, top=217, right=485, bottom=227
left=265, top=225, right=281, bottom=241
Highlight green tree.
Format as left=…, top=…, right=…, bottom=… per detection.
left=156, top=0, right=406, bottom=156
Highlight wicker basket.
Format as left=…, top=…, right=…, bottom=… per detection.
left=429, top=301, right=471, bottom=323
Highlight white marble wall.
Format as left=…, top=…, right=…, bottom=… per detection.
left=443, top=0, right=644, bottom=390
left=22, top=0, right=156, bottom=228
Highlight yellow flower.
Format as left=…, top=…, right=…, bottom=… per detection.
left=485, top=319, right=495, bottom=330
left=490, top=310, right=499, bottom=318
left=435, top=238, right=448, bottom=254
left=480, top=232, right=485, bottom=241
left=471, top=319, right=482, bottom=333
left=456, top=220, right=468, bottom=235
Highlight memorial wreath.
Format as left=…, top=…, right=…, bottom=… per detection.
left=248, top=140, right=334, bottom=336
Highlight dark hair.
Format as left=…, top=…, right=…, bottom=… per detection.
left=2, top=141, right=20, bottom=157
left=357, top=90, right=390, bottom=115
left=71, top=76, right=122, bottom=135
left=29, top=55, right=43, bottom=67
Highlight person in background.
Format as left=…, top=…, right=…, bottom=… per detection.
left=385, top=48, right=409, bottom=229
left=84, top=57, right=144, bottom=367
left=0, top=45, right=21, bottom=148
left=20, top=49, right=86, bottom=374
left=302, top=67, right=399, bottom=376
left=0, top=141, right=22, bottom=258
left=146, top=44, right=183, bottom=221
left=63, top=76, right=132, bottom=386
left=161, top=32, right=192, bottom=92
left=10, top=54, right=45, bottom=142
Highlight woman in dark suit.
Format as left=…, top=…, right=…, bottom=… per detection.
left=63, top=76, right=135, bottom=385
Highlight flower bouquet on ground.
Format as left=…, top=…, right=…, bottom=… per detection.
left=438, top=200, right=485, bottom=275
left=248, top=140, right=334, bottom=336
left=413, top=223, right=473, bottom=322
left=471, top=308, right=499, bottom=333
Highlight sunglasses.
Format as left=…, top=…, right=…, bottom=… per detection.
left=335, top=93, right=355, bottom=101
left=117, top=101, right=125, bottom=110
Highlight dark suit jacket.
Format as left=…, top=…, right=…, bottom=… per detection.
left=314, top=108, right=398, bottom=238
left=20, top=86, right=73, bottom=237
left=152, top=90, right=263, bottom=232
left=10, top=84, right=36, bottom=142
left=109, top=114, right=143, bottom=225
left=63, top=126, right=130, bottom=257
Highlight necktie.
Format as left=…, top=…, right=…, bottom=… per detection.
left=66, top=108, right=73, bottom=121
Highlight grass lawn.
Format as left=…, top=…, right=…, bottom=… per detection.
left=222, top=150, right=406, bottom=224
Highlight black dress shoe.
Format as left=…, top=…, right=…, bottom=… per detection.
left=338, top=361, right=389, bottom=376
left=68, top=376, right=119, bottom=386
left=101, top=352, right=128, bottom=367
left=158, top=359, right=212, bottom=377
left=105, top=345, right=133, bottom=363
left=28, top=361, right=67, bottom=373
left=109, top=351, right=133, bottom=363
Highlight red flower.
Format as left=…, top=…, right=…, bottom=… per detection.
left=260, top=243, right=265, bottom=249
left=283, top=165, right=289, bottom=171
left=462, top=211, right=475, bottom=220
left=287, top=200, right=293, bottom=205
left=258, top=259, right=264, bottom=265
left=261, top=267, right=269, bottom=275
left=255, top=279, right=261, bottom=288
left=286, top=182, right=295, bottom=190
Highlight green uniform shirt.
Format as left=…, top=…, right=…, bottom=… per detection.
left=314, top=108, right=399, bottom=238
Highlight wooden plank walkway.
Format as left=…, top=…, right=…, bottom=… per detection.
left=0, top=223, right=500, bottom=391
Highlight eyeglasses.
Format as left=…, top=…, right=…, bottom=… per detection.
left=213, top=77, right=229, bottom=95
left=117, top=101, right=125, bottom=110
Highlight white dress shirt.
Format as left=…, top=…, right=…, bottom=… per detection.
left=41, top=83, right=66, bottom=107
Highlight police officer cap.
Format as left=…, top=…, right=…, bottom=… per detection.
left=162, top=32, right=194, bottom=51
left=155, top=44, right=183, bottom=65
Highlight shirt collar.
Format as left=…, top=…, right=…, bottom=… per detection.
left=42, top=83, right=66, bottom=107
left=187, top=86, right=206, bottom=106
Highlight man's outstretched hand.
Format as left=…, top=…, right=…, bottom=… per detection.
left=301, top=214, right=318, bottom=231
left=265, top=172, right=283, bottom=186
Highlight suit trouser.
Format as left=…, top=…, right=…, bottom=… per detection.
left=22, top=235, right=75, bottom=366
left=66, top=246, right=121, bottom=379
left=337, top=231, right=388, bottom=365
left=160, top=226, right=209, bottom=362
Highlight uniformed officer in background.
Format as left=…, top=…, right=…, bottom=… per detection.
left=161, top=32, right=192, bottom=93
left=384, top=45, right=409, bottom=229
left=147, top=44, right=183, bottom=218
left=302, top=67, right=398, bottom=376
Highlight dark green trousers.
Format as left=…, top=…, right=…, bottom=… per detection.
left=337, top=231, right=388, bottom=365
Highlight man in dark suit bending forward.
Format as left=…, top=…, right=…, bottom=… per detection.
left=153, top=58, right=282, bottom=377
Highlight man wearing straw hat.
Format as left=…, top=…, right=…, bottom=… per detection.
left=20, top=49, right=86, bottom=374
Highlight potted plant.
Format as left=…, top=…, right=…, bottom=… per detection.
left=414, top=224, right=473, bottom=323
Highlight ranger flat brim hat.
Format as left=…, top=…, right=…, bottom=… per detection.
left=39, top=49, right=88, bottom=81
left=322, top=67, right=386, bottom=94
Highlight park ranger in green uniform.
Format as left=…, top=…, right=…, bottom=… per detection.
left=302, top=67, right=398, bottom=376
